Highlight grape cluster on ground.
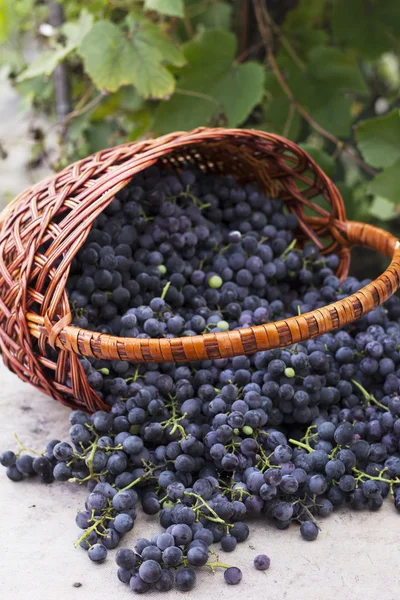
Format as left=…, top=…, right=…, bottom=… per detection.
left=2, top=165, right=400, bottom=592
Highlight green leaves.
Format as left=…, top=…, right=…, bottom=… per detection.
left=18, top=10, right=93, bottom=81
left=79, top=16, right=185, bottom=97
left=265, top=47, right=367, bottom=138
left=368, top=196, right=398, bottom=221
left=355, top=110, right=400, bottom=169
left=332, top=0, right=400, bottom=59
left=79, top=21, right=133, bottom=93
left=367, top=164, right=400, bottom=206
left=153, top=30, right=264, bottom=133
left=355, top=110, right=400, bottom=216
left=192, top=2, right=232, bottom=30
left=144, top=0, right=184, bottom=18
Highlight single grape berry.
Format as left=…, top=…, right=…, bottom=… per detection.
left=253, top=554, right=271, bottom=570
left=224, top=567, right=242, bottom=585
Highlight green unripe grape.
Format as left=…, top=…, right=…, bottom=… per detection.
left=208, top=275, right=223, bottom=289
left=129, top=425, right=141, bottom=435
left=217, top=320, right=229, bottom=331
left=234, top=428, right=240, bottom=436
left=242, top=425, right=253, bottom=436
left=157, top=264, right=167, bottom=275
left=163, top=500, right=175, bottom=508
left=98, top=368, right=109, bottom=375
left=284, top=367, right=295, bottom=378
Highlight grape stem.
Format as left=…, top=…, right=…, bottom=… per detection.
left=184, top=491, right=233, bottom=530
left=13, top=433, right=42, bottom=457
left=351, top=379, right=389, bottom=411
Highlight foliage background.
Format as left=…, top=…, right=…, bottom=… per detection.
left=1, top=0, right=400, bottom=231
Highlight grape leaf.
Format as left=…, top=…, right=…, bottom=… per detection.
left=79, top=21, right=135, bottom=93
left=153, top=30, right=264, bottom=133
left=192, top=2, right=232, bottom=30
left=62, top=9, right=93, bottom=47
left=268, top=47, right=366, bottom=138
left=210, top=61, right=265, bottom=126
left=125, top=14, right=186, bottom=68
left=144, top=0, right=184, bottom=18
left=307, top=47, right=368, bottom=94
left=332, top=0, right=400, bottom=59
left=367, top=161, right=400, bottom=205
left=18, top=47, right=75, bottom=81
left=368, top=196, right=397, bottom=221
left=18, top=10, right=94, bottom=82
left=355, top=110, right=400, bottom=169
left=79, top=18, right=185, bottom=97
left=282, top=0, right=328, bottom=59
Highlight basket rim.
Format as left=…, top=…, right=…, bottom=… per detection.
left=27, top=219, right=400, bottom=363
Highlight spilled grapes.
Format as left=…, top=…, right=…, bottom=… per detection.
left=2, top=165, right=400, bottom=592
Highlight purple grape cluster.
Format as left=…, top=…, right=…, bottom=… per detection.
left=2, top=165, right=400, bottom=592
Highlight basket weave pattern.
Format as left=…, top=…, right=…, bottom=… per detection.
left=0, top=128, right=399, bottom=411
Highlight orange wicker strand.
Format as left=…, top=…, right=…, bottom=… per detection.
left=0, top=127, right=399, bottom=412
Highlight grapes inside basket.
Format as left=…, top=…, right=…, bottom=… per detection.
left=1, top=128, right=400, bottom=592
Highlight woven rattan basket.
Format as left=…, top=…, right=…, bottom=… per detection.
left=1, top=127, right=400, bottom=412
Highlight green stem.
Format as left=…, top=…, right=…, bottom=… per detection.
left=184, top=491, right=232, bottom=529
left=289, top=438, right=313, bottom=453
left=280, top=238, right=297, bottom=259
left=161, top=281, right=171, bottom=300
left=351, top=379, right=389, bottom=411
left=13, top=433, right=42, bottom=457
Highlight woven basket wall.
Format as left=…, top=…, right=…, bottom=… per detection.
left=0, top=127, right=399, bottom=412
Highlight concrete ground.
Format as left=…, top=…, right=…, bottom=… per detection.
left=0, top=362, right=399, bottom=600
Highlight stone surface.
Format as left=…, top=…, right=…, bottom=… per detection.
left=0, top=362, right=399, bottom=600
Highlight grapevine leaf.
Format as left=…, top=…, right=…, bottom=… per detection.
left=125, top=14, right=186, bottom=67
left=79, top=21, right=135, bottom=93
left=153, top=30, right=264, bottom=133
left=18, top=47, right=74, bottom=81
left=332, top=0, right=400, bottom=59
left=211, top=62, right=265, bottom=126
left=62, top=9, right=94, bottom=47
left=355, top=110, right=400, bottom=169
left=367, top=161, right=400, bottom=205
left=368, top=196, right=397, bottom=221
left=193, top=1, right=232, bottom=30
left=307, top=47, right=368, bottom=94
left=18, top=10, right=94, bottom=82
left=282, top=0, right=328, bottom=59
left=144, top=0, right=184, bottom=18
left=79, top=18, right=185, bottom=97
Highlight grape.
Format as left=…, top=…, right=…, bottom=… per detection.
left=155, top=569, right=174, bottom=592
left=129, top=574, right=150, bottom=594
left=175, top=568, right=196, bottom=591
left=162, top=546, right=183, bottom=567
left=0, top=450, right=16, bottom=467
left=221, top=535, right=237, bottom=552
left=113, top=513, right=134, bottom=534
left=15, top=455, right=35, bottom=475
left=224, top=567, right=242, bottom=585
left=88, top=543, right=108, bottom=563
left=253, top=554, right=271, bottom=570
left=138, top=559, right=162, bottom=583
left=300, top=521, right=319, bottom=541
left=6, top=466, right=23, bottom=482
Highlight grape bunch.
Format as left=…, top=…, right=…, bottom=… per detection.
left=2, top=165, right=400, bottom=593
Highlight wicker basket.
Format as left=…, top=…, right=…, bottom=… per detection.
left=1, top=127, right=399, bottom=412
